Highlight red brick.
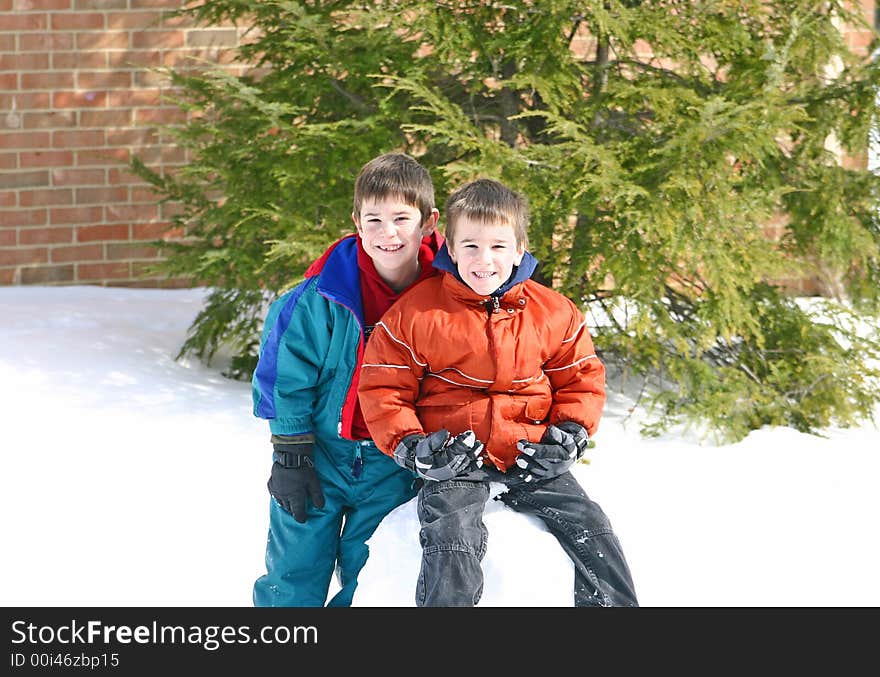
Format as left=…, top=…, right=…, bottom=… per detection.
left=21, top=264, right=75, bottom=284
left=130, top=0, right=182, bottom=8
left=186, top=29, right=238, bottom=48
left=80, top=109, right=132, bottom=127
left=77, top=223, right=129, bottom=241
left=51, top=243, right=103, bottom=263
left=21, top=72, right=76, bottom=90
left=76, top=147, right=130, bottom=166
left=76, top=31, right=130, bottom=50
left=0, top=191, right=15, bottom=207
left=23, top=111, right=77, bottom=129
left=107, top=167, right=148, bottom=185
left=51, top=12, right=105, bottom=30
left=0, top=268, right=15, bottom=284
left=77, top=261, right=130, bottom=280
left=134, top=108, right=186, bottom=125
left=0, top=153, right=16, bottom=170
left=133, top=145, right=183, bottom=165
left=107, top=242, right=159, bottom=260
left=0, top=208, right=47, bottom=227
left=0, top=131, right=51, bottom=148
left=76, top=0, right=127, bottom=9
left=76, top=186, right=128, bottom=204
left=20, top=150, right=74, bottom=169
left=0, top=53, right=49, bottom=71
left=106, top=203, right=158, bottom=222
left=108, top=88, right=161, bottom=108
left=51, top=205, right=104, bottom=225
left=130, top=186, right=159, bottom=202
left=19, top=0, right=71, bottom=8
left=0, top=247, right=48, bottom=266
left=160, top=51, right=212, bottom=69
left=132, top=221, right=177, bottom=239
left=106, top=10, right=162, bottom=29
left=113, top=50, right=162, bottom=68
left=132, top=30, right=184, bottom=49
left=132, top=69, right=171, bottom=88
left=0, top=170, right=49, bottom=189
left=106, top=128, right=158, bottom=146
left=153, top=11, right=196, bottom=29
left=0, top=14, right=47, bottom=30
left=77, top=71, right=132, bottom=89
left=19, top=33, right=75, bottom=52
left=0, top=229, right=16, bottom=246
left=51, top=168, right=105, bottom=186
left=52, top=90, right=108, bottom=109
left=19, top=226, right=74, bottom=245
left=19, top=188, right=73, bottom=207
left=52, top=129, right=105, bottom=147
left=0, top=35, right=14, bottom=52
left=0, top=92, right=51, bottom=110
left=52, top=51, right=106, bottom=69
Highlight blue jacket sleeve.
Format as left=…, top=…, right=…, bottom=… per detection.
left=251, top=278, right=330, bottom=436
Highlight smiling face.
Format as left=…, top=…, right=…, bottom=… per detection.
left=448, top=217, right=524, bottom=296
left=354, top=196, right=439, bottom=291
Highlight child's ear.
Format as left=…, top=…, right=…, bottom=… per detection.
left=421, top=208, right=440, bottom=235
left=514, top=247, right=524, bottom=266
left=447, top=244, right=457, bottom=263
left=352, top=212, right=363, bottom=235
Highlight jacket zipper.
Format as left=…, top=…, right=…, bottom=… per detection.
left=352, top=445, right=363, bottom=478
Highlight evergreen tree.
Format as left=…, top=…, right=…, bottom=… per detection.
left=136, top=0, right=880, bottom=441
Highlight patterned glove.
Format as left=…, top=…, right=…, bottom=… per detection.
left=514, top=422, right=593, bottom=483
left=394, top=429, right=484, bottom=482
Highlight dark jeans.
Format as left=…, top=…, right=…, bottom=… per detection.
left=415, top=470, right=638, bottom=607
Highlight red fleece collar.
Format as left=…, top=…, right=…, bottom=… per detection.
left=356, top=232, right=441, bottom=327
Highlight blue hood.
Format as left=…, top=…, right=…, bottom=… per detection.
left=433, top=241, right=539, bottom=297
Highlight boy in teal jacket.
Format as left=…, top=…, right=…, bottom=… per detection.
left=251, top=153, right=441, bottom=606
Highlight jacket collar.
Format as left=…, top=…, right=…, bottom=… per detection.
left=432, top=241, right=538, bottom=299
left=307, top=231, right=444, bottom=321
left=309, top=235, right=362, bottom=316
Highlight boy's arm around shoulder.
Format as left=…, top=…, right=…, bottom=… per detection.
left=543, top=296, right=606, bottom=436
left=358, top=307, right=427, bottom=456
left=252, top=279, right=331, bottom=436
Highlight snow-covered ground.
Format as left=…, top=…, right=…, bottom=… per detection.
left=1, top=286, right=878, bottom=606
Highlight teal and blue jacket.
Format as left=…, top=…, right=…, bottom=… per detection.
left=251, top=233, right=440, bottom=475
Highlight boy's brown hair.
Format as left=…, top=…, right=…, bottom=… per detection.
left=444, top=178, right=529, bottom=250
left=353, top=153, right=436, bottom=225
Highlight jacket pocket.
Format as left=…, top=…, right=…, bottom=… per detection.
left=416, top=398, right=479, bottom=436
left=521, top=396, right=551, bottom=425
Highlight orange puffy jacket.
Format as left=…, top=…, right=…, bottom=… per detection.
left=358, top=248, right=606, bottom=472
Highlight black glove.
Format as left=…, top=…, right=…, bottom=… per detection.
left=394, top=429, right=484, bottom=482
left=514, top=422, right=593, bottom=483
left=267, top=434, right=325, bottom=523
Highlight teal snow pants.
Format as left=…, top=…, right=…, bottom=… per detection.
left=253, top=439, right=418, bottom=607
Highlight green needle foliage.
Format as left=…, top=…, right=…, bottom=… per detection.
left=135, top=0, right=880, bottom=442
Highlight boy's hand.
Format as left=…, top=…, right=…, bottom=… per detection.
left=514, top=422, right=594, bottom=483
left=395, top=429, right=484, bottom=481
left=267, top=437, right=325, bottom=523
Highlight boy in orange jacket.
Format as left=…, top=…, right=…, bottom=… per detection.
left=358, top=178, right=637, bottom=607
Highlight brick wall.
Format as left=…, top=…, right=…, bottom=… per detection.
left=0, top=0, right=245, bottom=286
left=0, top=1, right=876, bottom=289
